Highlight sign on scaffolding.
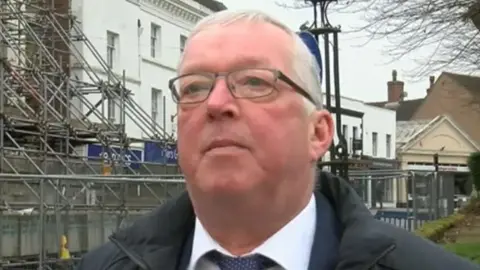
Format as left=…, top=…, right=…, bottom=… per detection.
left=87, top=144, right=143, bottom=169
left=144, top=141, right=178, bottom=165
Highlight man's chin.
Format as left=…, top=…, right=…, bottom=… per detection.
left=192, top=174, right=257, bottom=197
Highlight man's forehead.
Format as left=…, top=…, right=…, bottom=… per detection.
left=179, top=23, right=292, bottom=74
left=180, top=55, right=275, bottom=74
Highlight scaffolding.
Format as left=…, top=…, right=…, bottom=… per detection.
left=0, top=0, right=184, bottom=268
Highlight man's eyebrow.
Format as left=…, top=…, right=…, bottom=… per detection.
left=180, top=56, right=274, bottom=74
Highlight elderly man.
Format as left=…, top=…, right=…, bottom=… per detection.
left=75, top=10, right=479, bottom=270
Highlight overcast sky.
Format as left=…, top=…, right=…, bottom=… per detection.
left=218, top=0, right=435, bottom=102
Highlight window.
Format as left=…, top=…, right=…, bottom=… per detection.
left=150, top=23, right=161, bottom=58
left=107, top=96, right=120, bottom=124
left=386, top=134, right=392, bottom=158
left=342, top=124, right=348, bottom=153
left=106, top=31, right=119, bottom=68
left=352, top=126, right=358, bottom=152
left=151, top=88, right=163, bottom=128
left=372, top=132, right=378, bottom=156
left=180, top=35, right=187, bottom=53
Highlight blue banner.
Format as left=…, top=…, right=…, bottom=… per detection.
left=297, top=31, right=323, bottom=84
left=87, top=144, right=143, bottom=169
left=144, top=142, right=178, bottom=165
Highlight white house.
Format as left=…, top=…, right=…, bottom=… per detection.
left=70, top=0, right=225, bottom=140
left=65, top=0, right=225, bottom=166
left=321, top=94, right=397, bottom=208
left=324, top=94, right=396, bottom=161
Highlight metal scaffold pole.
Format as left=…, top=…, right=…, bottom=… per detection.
left=304, top=0, right=348, bottom=180
left=0, top=0, right=183, bottom=268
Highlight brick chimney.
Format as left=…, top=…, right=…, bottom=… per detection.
left=426, top=75, right=435, bottom=95
left=387, top=70, right=405, bottom=102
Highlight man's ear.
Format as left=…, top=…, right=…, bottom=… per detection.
left=309, top=110, right=334, bottom=161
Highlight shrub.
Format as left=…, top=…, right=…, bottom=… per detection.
left=459, top=197, right=480, bottom=215
left=415, top=213, right=466, bottom=242
left=468, top=152, right=480, bottom=192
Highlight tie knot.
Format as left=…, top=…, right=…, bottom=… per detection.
left=206, top=250, right=276, bottom=270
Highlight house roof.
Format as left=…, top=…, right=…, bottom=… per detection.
left=443, top=72, right=480, bottom=98
left=368, top=98, right=424, bottom=121
left=396, top=118, right=434, bottom=147
left=396, top=114, right=480, bottom=152
left=193, top=0, right=227, bottom=11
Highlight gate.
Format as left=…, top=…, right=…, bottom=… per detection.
left=349, top=170, right=453, bottom=231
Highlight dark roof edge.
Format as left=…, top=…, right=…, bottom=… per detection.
left=193, top=0, right=227, bottom=12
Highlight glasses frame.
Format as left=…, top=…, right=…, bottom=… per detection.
left=168, top=68, right=315, bottom=105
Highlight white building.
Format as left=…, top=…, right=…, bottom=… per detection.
left=321, top=94, right=397, bottom=208
left=324, top=94, right=396, bottom=161
left=70, top=0, right=225, bottom=140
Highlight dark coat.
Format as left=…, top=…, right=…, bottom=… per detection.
left=75, top=172, right=480, bottom=270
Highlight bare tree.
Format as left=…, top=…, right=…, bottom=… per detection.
left=279, top=0, right=480, bottom=78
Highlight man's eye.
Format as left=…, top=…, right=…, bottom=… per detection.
left=182, top=84, right=201, bottom=94
left=239, top=76, right=269, bottom=87
left=249, top=77, right=269, bottom=85
left=181, top=82, right=210, bottom=95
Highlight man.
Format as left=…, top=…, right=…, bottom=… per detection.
left=75, top=10, right=479, bottom=270
left=374, top=179, right=384, bottom=209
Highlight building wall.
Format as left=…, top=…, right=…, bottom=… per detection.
left=412, top=73, right=480, bottom=143
left=70, top=0, right=213, bottom=140
left=363, top=104, right=396, bottom=159
left=325, top=95, right=396, bottom=160
left=396, top=118, right=478, bottom=203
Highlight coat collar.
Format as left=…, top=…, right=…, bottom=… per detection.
left=109, top=172, right=396, bottom=270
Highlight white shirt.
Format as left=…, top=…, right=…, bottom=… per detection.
left=187, top=194, right=317, bottom=270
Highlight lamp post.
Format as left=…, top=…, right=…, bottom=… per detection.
left=303, top=0, right=349, bottom=180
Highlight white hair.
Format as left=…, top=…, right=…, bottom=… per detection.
left=179, top=10, right=323, bottom=112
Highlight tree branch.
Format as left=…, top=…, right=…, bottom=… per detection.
left=280, top=0, right=480, bottom=78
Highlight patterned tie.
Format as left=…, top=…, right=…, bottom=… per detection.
left=206, top=250, right=277, bottom=270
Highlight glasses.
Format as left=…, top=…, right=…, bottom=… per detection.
left=168, top=68, right=315, bottom=105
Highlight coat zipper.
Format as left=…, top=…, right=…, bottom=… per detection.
left=108, top=235, right=152, bottom=270
left=363, top=244, right=396, bottom=270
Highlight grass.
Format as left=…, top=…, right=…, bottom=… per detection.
left=415, top=198, right=480, bottom=264
left=444, top=242, right=480, bottom=264
left=415, top=213, right=465, bottom=242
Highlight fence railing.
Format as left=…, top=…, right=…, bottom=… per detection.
left=349, top=169, right=456, bottom=231
left=0, top=174, right=185, bottom=269
left=0, top=170, right=459, bottom=268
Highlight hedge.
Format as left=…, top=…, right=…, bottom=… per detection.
left=415, top=213, right=466, bottom=242
left=468, top=152, right=480, bottom=192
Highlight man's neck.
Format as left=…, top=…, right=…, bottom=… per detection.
left=192, top=187, right=313, bottom=256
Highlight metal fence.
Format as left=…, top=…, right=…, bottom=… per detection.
left=0, top=170, right=458, bottom=269
left=349, top=169, right=455, bottom=231
left=0, top=174, right=185, bottom=269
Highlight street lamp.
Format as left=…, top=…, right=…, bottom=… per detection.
left=302, top=0, right=349, bottom=179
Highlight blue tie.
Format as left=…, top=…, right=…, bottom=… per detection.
left=206, top=250, right=277, bottom=270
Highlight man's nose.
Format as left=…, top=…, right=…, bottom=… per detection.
left=205, top=79, right=239, bottom=119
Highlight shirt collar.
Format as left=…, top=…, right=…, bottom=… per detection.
left=189, top=194, right=317, bottom=270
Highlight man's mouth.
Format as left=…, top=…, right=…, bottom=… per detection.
left=204, top=139, right=246, bottom=152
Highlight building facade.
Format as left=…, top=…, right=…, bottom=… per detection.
left=322, top=94, right=398, bottom=207
left=325, top=94, right=397, bottom=161
left=396, top=115, right=479, bottom=209
left=71, top=0, right=224, bottom=139
left=69, top=0, right=225, bottom=167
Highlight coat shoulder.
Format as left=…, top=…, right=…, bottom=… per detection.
left=74, top=242, right=123, bottom=270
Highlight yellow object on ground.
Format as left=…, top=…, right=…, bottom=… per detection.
left=60, top=235, right=71, bottom=259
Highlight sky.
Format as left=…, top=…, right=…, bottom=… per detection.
left=218, top=0, right=434, bottom=103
